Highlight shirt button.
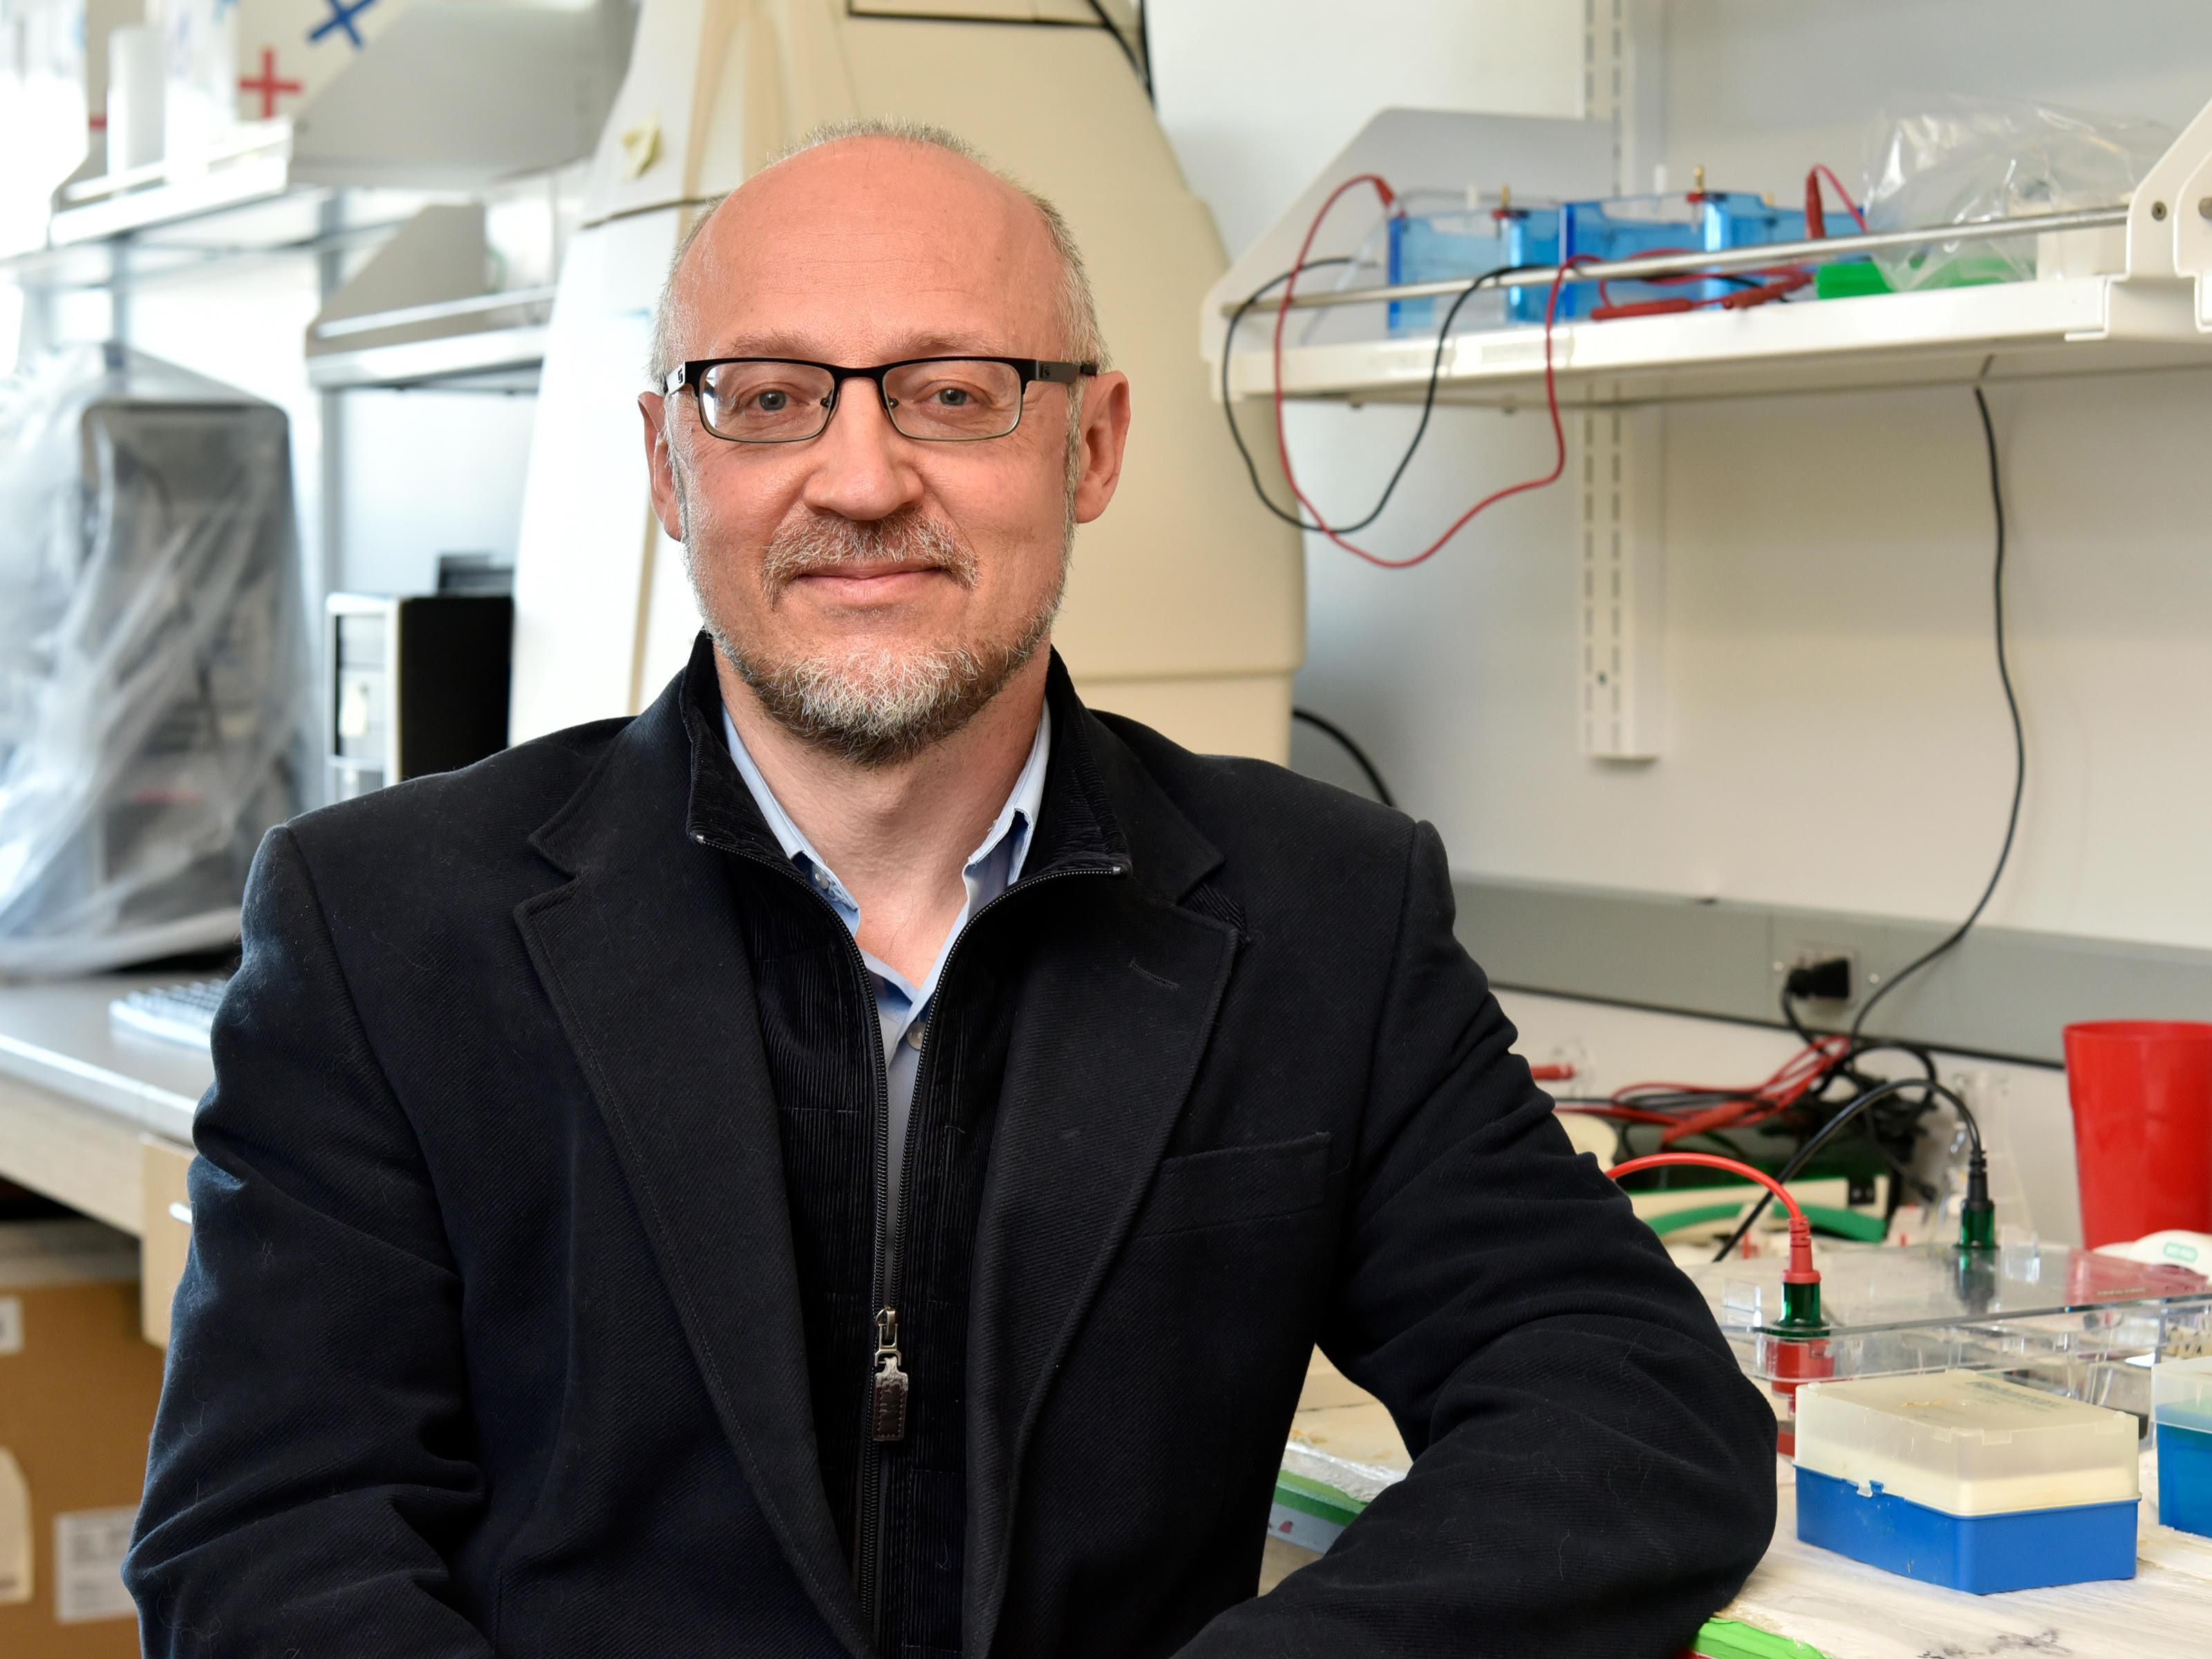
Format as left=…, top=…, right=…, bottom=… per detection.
left=906, top=1022, right=927, bottom=1050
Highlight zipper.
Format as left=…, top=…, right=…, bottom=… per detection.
left=854, top=858, right=1123, bottom=1651
left=695, top=825, right=1124, bottom=1649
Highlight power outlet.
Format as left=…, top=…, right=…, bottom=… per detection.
left=1778, top=944, right=1855, bottom=1006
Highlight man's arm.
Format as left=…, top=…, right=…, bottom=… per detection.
left=1189, top=821, right=1777, bottom=1658
left=126, top=826, right=498, bottom=1657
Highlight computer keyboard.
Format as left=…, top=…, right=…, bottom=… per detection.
left=110, top=978, right=230, bottom=1049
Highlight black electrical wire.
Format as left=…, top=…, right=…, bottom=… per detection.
left=1709, top=1076, right=1980, bottom=1263
left=1777, top=982, right=1947, bottom=1206
left=1292, top=708, right=1396, bottom=808
left=1847, top=385, right=2024, bottom=1049
left=1220, top=259, right=1548, bottom=534
left=1779, top=980, right=1822, bottom=1049
left=1721, top=386, right=2022, bottom=1228
left=1784, top=981, right=1942, bottom=1098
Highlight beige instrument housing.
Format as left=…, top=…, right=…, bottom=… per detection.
left=509, top=0, right=1303, bottom=761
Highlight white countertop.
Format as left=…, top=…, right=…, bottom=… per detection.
left=0, top=973, right=212, bottom=1146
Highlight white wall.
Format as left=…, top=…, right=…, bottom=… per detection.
left=1149, top=1, right=1582, bottom=258
left=1151, top=1, right=2212, bottom=953
left=337, top=388, right=540, bottom=597
left=1147, top=0, right=2212, bottom=1237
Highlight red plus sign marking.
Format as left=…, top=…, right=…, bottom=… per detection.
left=238, top=48, right=303, bottom=120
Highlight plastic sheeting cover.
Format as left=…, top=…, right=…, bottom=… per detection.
left=0, top=345, right=306, bottom=976
left=1864, top=95, right=2175, bottom=291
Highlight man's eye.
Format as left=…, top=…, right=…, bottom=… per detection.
left=751, top=389, right=789, bottom=412
left=930, top=386, right=973, bottom=407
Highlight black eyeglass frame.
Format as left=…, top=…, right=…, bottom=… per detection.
left=661, top=355, right=1098, bottom=444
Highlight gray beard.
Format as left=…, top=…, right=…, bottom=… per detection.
left=691, top=505, right=1067, bottom=769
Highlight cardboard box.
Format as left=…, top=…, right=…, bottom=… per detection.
left=0, top=1219, right=164, bottom=1656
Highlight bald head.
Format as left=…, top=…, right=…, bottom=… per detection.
left=635, top=120, right=1134, bottom=773
left=648, top=122, right=1105, bottom=386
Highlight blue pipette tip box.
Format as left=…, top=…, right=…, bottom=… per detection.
left=1795, top=1468, right=2137, bottom=1593
left=1794, top=1371, right=2139, bottom=1594
left=2155, top=1354, right=2212, bottom=1538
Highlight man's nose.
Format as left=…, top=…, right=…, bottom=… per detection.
left=800, top=376, right=925, bottom=523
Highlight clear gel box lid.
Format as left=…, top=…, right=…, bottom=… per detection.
left=1687, top=1241, right=2212, bottom=1389
left=1795, top=1370, right=2140, bottom=1517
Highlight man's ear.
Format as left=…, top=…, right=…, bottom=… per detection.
left=1071, top=371, right=1132, bottom=525
left=639, top=391, right=686, bottom=542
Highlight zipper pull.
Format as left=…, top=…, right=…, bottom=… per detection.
left=870, top=1306, right=908, bottom=1443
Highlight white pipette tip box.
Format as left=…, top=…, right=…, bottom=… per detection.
left=1793, top=1370, right=2139, bottom=1594
left=2154, top=1354, right=2212, bottom=1539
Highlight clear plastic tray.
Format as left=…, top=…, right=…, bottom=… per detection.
left=1684, top=1241, right=2212, bottom=1416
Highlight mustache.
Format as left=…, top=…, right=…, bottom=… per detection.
left=758, top=509, right=979, bottom=597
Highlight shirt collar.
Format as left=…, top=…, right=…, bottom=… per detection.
left=718, top=698, right=1051, bottom=906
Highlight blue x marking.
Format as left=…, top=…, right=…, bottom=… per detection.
left=308, top=0, right=379, bottom=49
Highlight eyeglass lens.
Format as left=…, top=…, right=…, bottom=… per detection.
left=696, top=360, right=1028, bottom=442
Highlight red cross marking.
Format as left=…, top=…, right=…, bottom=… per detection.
left=238, top=48, right=303, bottom=120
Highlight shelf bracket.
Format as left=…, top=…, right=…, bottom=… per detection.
left=1576, top=406, right=1665, bottom=762
left=1584, top=0, right=1667, bottom=196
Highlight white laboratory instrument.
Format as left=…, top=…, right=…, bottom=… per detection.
left=507, top=0, right=1303, bottom=762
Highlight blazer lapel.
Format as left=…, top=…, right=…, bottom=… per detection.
left=963, top=695, right=1241, bottom=1659
left=516, top=679, right=870, bottom=1659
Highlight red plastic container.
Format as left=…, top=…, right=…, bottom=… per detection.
left=2063, top=1020, right=2212, bottom=1248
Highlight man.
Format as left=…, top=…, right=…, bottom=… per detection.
left=128, top=123, right=1775, bottom=1657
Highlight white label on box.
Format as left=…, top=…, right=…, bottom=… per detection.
left=54, top=1508, right=138, bottom=1622
left=0, top=1448, right=30, bottom=1606
left=0, top=1295, right=21, bottom=1355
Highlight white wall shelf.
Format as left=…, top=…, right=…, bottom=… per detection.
left=305, top=206, right=561, bottom=392
left=6, top=1, right=626, bottom=268
left=306, top=318, right=549, bottom=393
left=1223, top=272, right=2212, bottom=410
left=48, top=123, right=305, bottom=247
left=1206, top=89, right=2212, bottom=411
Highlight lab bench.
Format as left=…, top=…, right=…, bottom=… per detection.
left=8, top=984, right=2208, bottom=1650
left=0, top=975, right=205, bottom=1344
left=1272, top=1351, right=2212, bottom=1658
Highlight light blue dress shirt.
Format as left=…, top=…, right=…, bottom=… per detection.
left=721, top=702, right=1051, bottom=1222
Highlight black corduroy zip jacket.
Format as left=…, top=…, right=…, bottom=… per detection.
left=130, top=632, right=1778, bottom=1659
left=686, top=648, right=1130, bottom=1656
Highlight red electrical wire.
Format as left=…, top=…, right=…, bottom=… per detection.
left=1803, top=164, right=1868, bottom=236
left=1597, top=1031, right=1854, bottom=1146
left=1590, top=243, right=1815, bottom=321
left=1269, top=175, right=1589, bottom=571
left=1609, top=1151, right=1820, bottom=1284
left=1268, top=164, right=1856, bottom=570
left=1609, top=1152, right=1808, bottom=1227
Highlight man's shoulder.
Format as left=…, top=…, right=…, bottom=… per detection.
left=1087, top=707, right=1417, bottom=895
left=283, top=713, right=634, bottom=884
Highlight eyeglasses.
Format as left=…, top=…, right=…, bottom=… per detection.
left=662, top=355, right=1098, bottom=444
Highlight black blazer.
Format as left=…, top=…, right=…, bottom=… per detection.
left=127, top=646, right=1776, bottom=1658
